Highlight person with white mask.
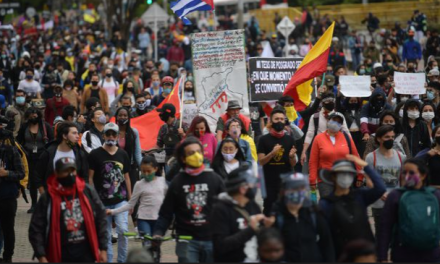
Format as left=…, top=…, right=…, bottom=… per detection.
left=401, top=99, right=431, bottom=156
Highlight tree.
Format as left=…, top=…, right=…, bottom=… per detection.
left=102, top=0, right=144, bottom=41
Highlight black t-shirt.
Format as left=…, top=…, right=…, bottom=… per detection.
left=88, top=147, right=131, bottom=206
left=428, top=155, right=440, bottom=186
left=90, top=88, right=100, bottom=100
left=249, top=102, right=266, bottom=137
left=60, top=194, right=93, bottom=260
left=257, top=134, right=295, bottom=189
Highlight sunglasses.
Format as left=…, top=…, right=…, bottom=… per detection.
left=105, top=131, right=117, bottom=137
left=401, top=170, right=417, bottom=176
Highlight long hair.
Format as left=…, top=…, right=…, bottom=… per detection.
left=187, top=116, right=211, bottom=136
left=379, top=110, right=403, bottom=135
left=114, top=107, right=135, bottom=161
left=211, top=137, right=246, bottom=171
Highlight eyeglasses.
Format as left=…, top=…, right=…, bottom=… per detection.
left=401, top=170, right=417, bottom=176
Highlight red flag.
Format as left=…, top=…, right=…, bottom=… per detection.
left=131, top=79, right=182, bottom=150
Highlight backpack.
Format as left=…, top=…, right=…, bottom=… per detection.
left=396, top=187, right=440, bottom=250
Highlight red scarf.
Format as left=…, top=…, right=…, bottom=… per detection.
left=270, top=128, right=285, bottom=139
left=185, top=164, right=206, bottom=176
left=46, top=175, right=100, bottom=263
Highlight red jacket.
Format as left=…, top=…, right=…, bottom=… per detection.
left=44, top=97, right=70, bottom=125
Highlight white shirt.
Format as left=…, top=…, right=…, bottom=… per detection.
left=53, top=149, right=75, bottom=168
left=224, top=161, right=240, bottom=174
left=17, top=79, right=41, bottom=96
left=101, top=78, right=119, bottom=104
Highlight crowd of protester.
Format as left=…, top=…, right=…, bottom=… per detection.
left=0, top=3, right=438, bottom=263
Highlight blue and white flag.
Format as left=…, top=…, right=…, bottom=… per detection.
left=170, top=0, right=214, bottom=25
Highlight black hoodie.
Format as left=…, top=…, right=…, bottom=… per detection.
left=211, top=193, right=262, bottom=262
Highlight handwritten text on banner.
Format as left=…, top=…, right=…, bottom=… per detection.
left=339, top=76, right=372, bottom=97
left=394, top=72, right=426, bottom=95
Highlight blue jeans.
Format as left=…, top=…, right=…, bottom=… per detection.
left=106, top=201, right=129, bottom=263
left=175, top=240, right=213, bottom=263
left=137, top=219, right=156, bottom=246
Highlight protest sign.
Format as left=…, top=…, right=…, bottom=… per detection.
left=182, top=103, right=198, bottom=128
left=248, top=57, right=302, bottom=102
left=339, top=76, right=372, bottom=97
left=394, top=72, right=426, bottom=95
left=192, top=30, right=249, bottom=132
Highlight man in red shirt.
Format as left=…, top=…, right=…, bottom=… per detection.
left=166, top=39, right=185, bottom=66
left=44, top=85, right=70, bottom=125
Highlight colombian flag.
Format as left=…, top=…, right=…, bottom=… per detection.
left=131, top=79, right=182, bottom=150
left=283, top=22, right=335, bottom=112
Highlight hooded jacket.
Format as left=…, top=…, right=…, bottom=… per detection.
left=211, top=193, right=262, bottom=262
left=360, top=88, right=392, bottom=135
left=35, top=141, right=89, bottom=190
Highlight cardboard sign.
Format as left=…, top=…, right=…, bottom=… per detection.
left=339, top=76, right=372, bottom=97
left=394, top=72, right=426, bottom=95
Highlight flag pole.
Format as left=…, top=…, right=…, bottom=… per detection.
left=179, top=74, right=187, bottom=129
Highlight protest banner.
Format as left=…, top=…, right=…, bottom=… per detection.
left=182, top=103, right=198, bottom=128
left=394, top=72, right=426, bottom=95
left=339, top=76, right=372, bottom=97
left=191, top=30, right=249, bottom=132
left=248, top=57, right=302, bottom=102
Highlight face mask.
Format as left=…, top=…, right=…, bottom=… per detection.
left=383, top=139, right=394, bottom=150
left=347, top=102, right=358, bottom=110
left=222, top=151, right=237, bottom=162
left=117, top=119, right=128, bottom=126
left=58, top=173, right=76, bottom=187
left=140, top=173, right=155, bottom=182
left=323, top=102, right=335, bottom=111
left=55, top=93, right=62, bottom=98
left=91, top=81, right=99, bottom=86
left=195, top=130, right=205, bottom=137
left=106, top=73, right=112, bottom=78
left=327, top=120, right=342, bottom=133
left=401, top=96, right=409, bottom=102
left=427, top=91, right=436, bottom=100
left=127, top=87, right=134, bottom=92
left=15, top=96, right=25, bottom=105
left=284, top=106, right=296, bottom=122
left=65, top=86, right=72, bottom=91
left=284, top=190, right=307, bottom=205
left=29, top=118, right=39, bottom=124
left=336, top=173, right=354, bottom=189
left=164, top=88, right=172, bottom=94
left=230, top=128, right=241, bottom=138
left=66, top=140, right=77, bottom=149
left=185, top=152, right=204, bottom=168
left=399, top=109, right=404, bottom=118
left=422, top=112, right=435, bottom=121
left=359, top=69, right=366, bottom=75
left=245, top=187, right=257, bottom=200
left=26, top=75, right=33, bottom=80
left=153, top=81, right=160, bottom=87
left=97, top=115, right=107, bottom=124
left=272, top=121, right=285, bottom=132
left=137, top=101, right=148, bottom=110
left=374, top=100, right=384, bottom=110
left=105, top=139, right=118, bottom=146
left=184, top=91, right=193, bottom=98
left=371, top=82, right=377, bottom=88
left=405, top=173, right=420, bottom=188
left=407, top=110, right=420, bottom=120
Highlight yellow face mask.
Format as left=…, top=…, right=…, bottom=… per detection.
left=284, top=106, right=298, bottom=123
left=185, top=152, right=204, bottom=168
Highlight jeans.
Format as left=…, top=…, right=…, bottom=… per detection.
left=318, top=181, right=334, bottom=199
left=351, top=51, right=361, bottom=71
left=137, top=219, right=156, bottom=246
left=175, top=240, right=213, bottom=263
left=372, top=207, right=383, bottom=239
left=0, top=198, right=17, bottom=261
left=28, top=155, right=39, bottom=208
left=106, top=201, right=129, bottom=263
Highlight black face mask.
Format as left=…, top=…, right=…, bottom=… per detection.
left=117, top=118, right=128, bottom=126
left=57, top=173, right=76, bottom=187
left=383, top=139, right=394, bottom=149
left=371, top=82, right=377, bottom=88
left=245, top=187, right=257, bottom=200
left=106, top=73, right=112, bottom=78
left=373, top=100, right=384, bottom=111
left=436, top=136, right=440, bottom=145
left=29, top=118, right=39, bottom=124
left=347, top=102, right=358, bottom=111
left=91, top=81, right=98, bottom=86
left=323, top=102, right=335, bottom=111
left=272, top=122, right=285, bottom=132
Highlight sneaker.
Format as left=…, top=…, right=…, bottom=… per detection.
left=111, top=228, right=118, bottom=244
left=27, top=206, right=35, bottom=214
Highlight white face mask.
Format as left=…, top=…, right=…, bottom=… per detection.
left=407, top=110, right=420, bottom=120
left=336, top=173, right=354, bottom=189
left=222, top=151, right=237, bottom=162
left=422, top=112, right=435, bottom=121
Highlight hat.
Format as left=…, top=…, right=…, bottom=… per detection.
left=320, top=160, right=359, bottom=185
left=373, top=62, right=383, bottom=69
left=271, top=34, right=277, bottom=38
left=104, top=122, right=119, bottom=134
left=428, top=69, right=440, bottom=77
left=328, top=112, right=345, bottom=122
left=325, top=75, right=335, bottom=86
left=157, top=103, right=176, bottom=117
left=0, top=94, right=5, bottom=109
left=225, top=164, right=257, bottom=192
left=31, top=99, right=46, bottom=109
left=227, top=100, right=242, bottom=110
left=332, top=36, right=339, bottom=42
left=280, top=172, right=308, bottom=190
left=408, top=30, right=415, bottom=36
left=53, top=116, right=64, bottom=126
left=55, top=157, right=77, bottom=173
left=21, top=51, right=30, bottom=58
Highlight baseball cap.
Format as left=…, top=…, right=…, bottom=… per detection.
left=104, top=122, right=119, bottom=134
left=280, top=172, right=308, bottom=190
left=157, top=103, right=176, bottom=117
left=373, top=62, right=383, bottom=69
left=55, top=157, right=77, bottom=173
left=325, top=75, right=335, bottom=86
left=428, top=69, right=440, bottom=77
